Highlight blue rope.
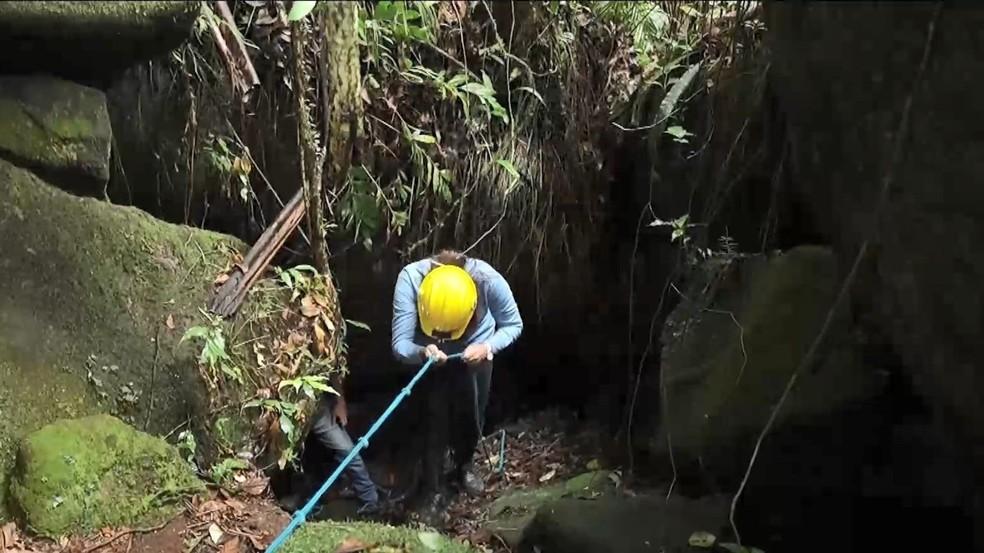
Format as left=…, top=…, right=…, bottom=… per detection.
left=266, top=353, right=460, bottom=553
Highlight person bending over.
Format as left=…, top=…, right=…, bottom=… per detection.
left=391, top=249, right=523, bottom=523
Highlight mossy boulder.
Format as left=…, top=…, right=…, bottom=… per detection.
left=0, top=1, right=201, bottom=83
left=282, top=521, right=474, bottom=553
left=0, top=75, right=112, bottom=194
left=485, top=471, right=616, bottom=548
left=519, top=493, right=730, bottom=553
left=9, top=414, right=204, bottom=537
left=0, top=159, right=243, bottom=518
left=654, top=246, right=884, bottom=473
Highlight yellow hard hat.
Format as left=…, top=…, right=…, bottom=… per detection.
left=418, top=264, right=478, bottom=340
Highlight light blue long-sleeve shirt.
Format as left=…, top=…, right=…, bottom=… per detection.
left=391, top=257, right=523, bottom=364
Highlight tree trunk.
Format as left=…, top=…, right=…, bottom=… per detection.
left=320, top=2, right=363, bottom=201
left=290, top=16, right=328, bottom=273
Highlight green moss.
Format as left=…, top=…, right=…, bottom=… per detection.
left=282, top=521, right=475, bottom=553
left=0, top=341, right=98, bottom=520
left=9, top=414, right=204, bottom=538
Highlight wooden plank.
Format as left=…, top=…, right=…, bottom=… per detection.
left=208, top=188, right=306, bottom=317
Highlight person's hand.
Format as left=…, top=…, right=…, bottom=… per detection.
left=462, top=342, right=491, bottom=365
left=332, top=395, right=349, bottom=427
left=424, top=344, right=449, bottom=364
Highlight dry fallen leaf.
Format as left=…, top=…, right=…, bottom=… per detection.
left=1, top=521, right=17, bottom=548
left=334, top=537, right=369, bottom=553
left=538, top=469, right=557, bottom=483
left=209, top=523, right=225, bottom=544
left=165, top=314, right=176, bottom=330
left=214, top=272, right=231, bottom=286
left=248, top=534, right=268, bottom=550
left=221, top=536, right=241, bottom=553
left=313, top=322, right=327, bottom=354
left=198, top=500, right=227, bottom=515
left=242, top=476, right=269, bottom=497
left=300, top=296, right=320, bottom=317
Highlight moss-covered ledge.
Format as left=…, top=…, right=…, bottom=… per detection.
left=0, top=1, right=201, bottom=82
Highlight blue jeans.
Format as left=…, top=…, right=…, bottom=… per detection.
left=309, top=396, right=380, bottom=506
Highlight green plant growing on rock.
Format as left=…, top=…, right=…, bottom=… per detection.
left=208, top=457, right=249, bottom=489
left=181, top=309, right=244, bottom=388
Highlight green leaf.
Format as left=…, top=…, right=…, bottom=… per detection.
left=373, top=1, right=397, bottom=21
left=688, top=531, right=717, bottom=548
left=291, top=264, right=319, bottom=274
left=345, top=319, right=372, bottom=332
left=461, top=82, right=493, bottom=98
left=417, top=531, right=443, bottom=551
left=279, top=414, right=296, bottom=438
left=495, top=159, right=520, bottom=180
left=516, top=86, right=546, bottom=106
left=410, top=133, right=437, bottom=144
left=287, top=1, right=317, bottom=21
left=180, top=326, right=209, bottom=343
left=665, top=125, right=690, bottom=139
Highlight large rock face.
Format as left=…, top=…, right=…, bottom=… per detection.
left=0, top=75, right=112, bottom=193
left=0, top=1, right=201, bottom=83
left=9, top=414, right=204, bottom=537
left=0, top=159, right=242, bottom=518
left=765, top=4, right=984, bottom=476
left=654, top=246, right=884, bottom=473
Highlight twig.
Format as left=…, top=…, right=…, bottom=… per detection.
left=82, top=520, right=171, bottom=553
left=144, top=325, right=163, bottom=432
left=727, top=4, right=942, bottom=544
left=215, top=1, right=261, bottom=99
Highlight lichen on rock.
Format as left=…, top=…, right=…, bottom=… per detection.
left=9, top=414, right=204, bottom=538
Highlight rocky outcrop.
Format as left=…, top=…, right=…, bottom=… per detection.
left=9, top=414, right=203, bottom=537
left=0, top=159, right=243, bottom=518
left=519, top=493, right=729, bottom=553
left=653, top=246, right=884, bottom=475
left=0, top=1, right=201, bottom=83
left=765, top=2, right=984, bottom=481
left=0, top=75, right=112, bottom=194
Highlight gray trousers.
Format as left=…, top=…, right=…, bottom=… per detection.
left=419, top=359, right=493, bottom=493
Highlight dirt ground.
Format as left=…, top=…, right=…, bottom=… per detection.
left=1, top=409, right=604, bottom=553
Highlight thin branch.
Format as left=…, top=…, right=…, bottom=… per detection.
left=82, top=520, right=171, bottom=553
left=728, top=3, right=942, bottom=544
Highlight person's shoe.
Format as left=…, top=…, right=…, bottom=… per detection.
left=411, top=492, right=447, bottom=528
left=453, top=465, right=485, bottom=497
left=279, top=492, right=307, bottom=513
left=356, top=500, right=382, bottom=519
